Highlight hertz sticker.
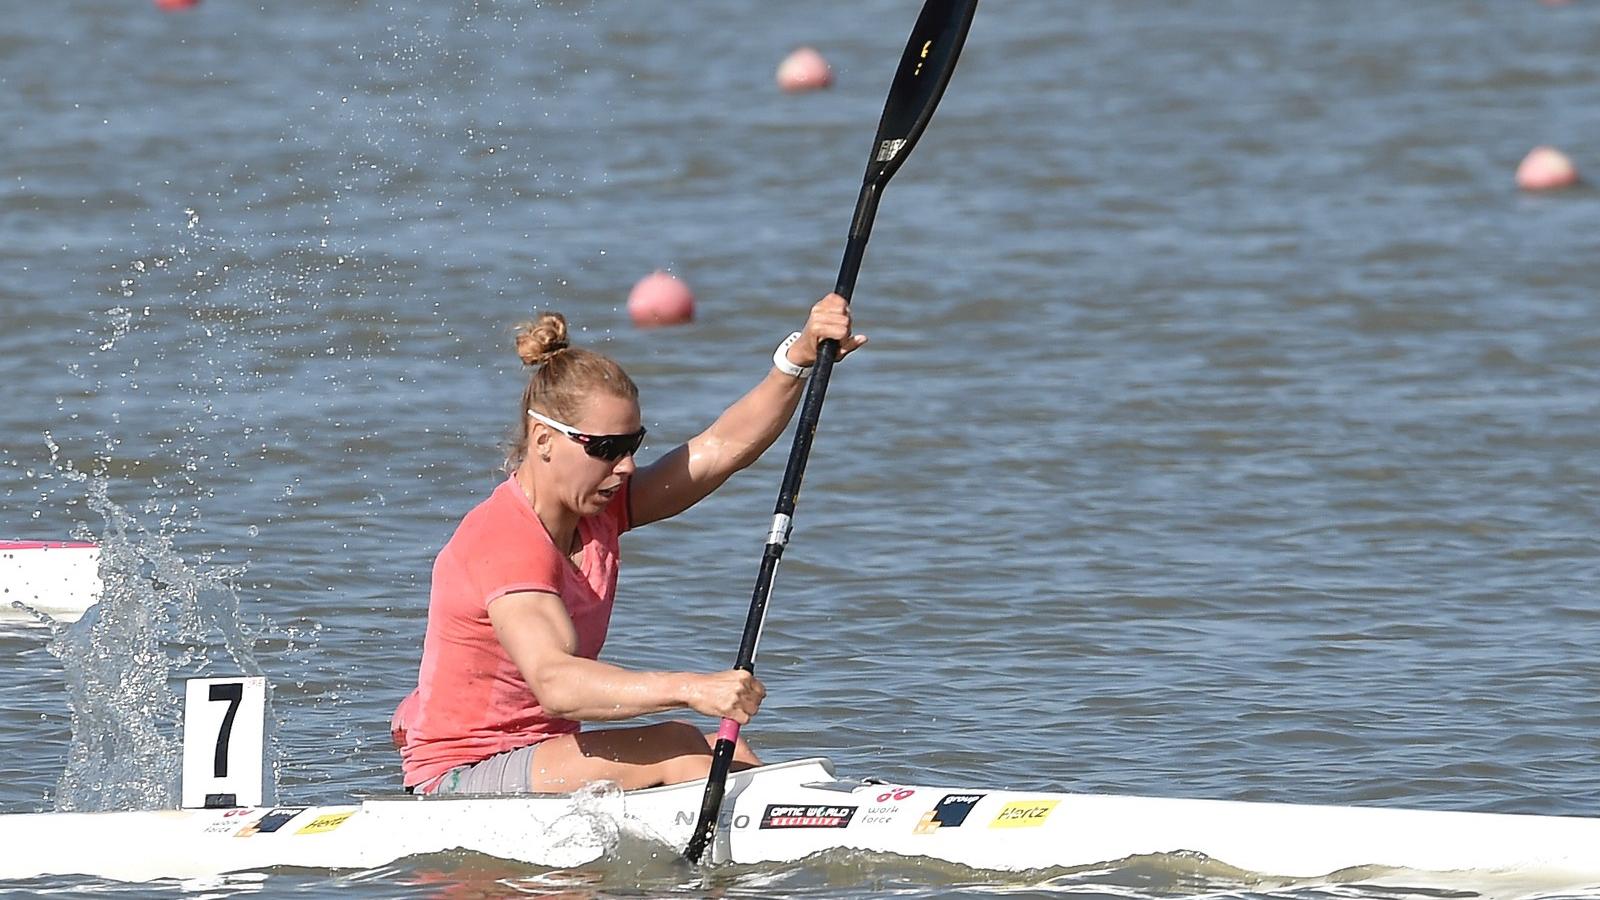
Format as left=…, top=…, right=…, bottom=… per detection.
left=989, top=800, right=1059, bottom=828
left=295, top=811, right=355, bottom=835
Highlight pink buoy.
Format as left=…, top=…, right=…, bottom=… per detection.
left=154, top=0, right=201, bottom=10
left=1515, top=146, right=1580, bottom=191
left=626, top=270, right=695, bottom=328
left=776, top=46, right=834, bottom=94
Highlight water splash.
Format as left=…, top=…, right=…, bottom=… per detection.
left=46, top=461, right=271, bottom=813
left=539, top=779, right=625, bottom=867
left=36, top=210, right=282, bottom=813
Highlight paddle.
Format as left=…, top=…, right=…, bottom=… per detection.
left=683, top=0, right=980, bottom=865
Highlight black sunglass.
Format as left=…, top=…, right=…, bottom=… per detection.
left=528, top=409, right=647, bottom=461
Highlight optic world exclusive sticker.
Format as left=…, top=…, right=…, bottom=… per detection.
left=760, top=804, right=857, bottom=829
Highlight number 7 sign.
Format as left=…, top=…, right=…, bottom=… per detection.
left=181, top=677, right=266, bottom=809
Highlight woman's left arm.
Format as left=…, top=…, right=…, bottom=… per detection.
left=629, top=293, right=866, bottom=528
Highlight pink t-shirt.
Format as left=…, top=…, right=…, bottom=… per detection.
left=395, top=477, right=630, bottom=789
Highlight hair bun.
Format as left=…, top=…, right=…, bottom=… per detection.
left=513, top=312, right=571, bottom=366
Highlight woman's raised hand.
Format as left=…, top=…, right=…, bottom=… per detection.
left=788, top=293, right=867, bottom=368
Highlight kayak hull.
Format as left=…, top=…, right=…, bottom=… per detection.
left=0, top=540, right=100, bottom=624
left=3, top=758, right=1600, bottom=884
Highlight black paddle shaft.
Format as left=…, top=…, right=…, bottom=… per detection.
left=684, top=0, right=979, bottom=865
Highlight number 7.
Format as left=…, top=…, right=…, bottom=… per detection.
left=209, top=682, right=244, bottom=778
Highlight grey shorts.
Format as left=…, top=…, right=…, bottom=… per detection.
left=423, top=743, right=539, bottom=795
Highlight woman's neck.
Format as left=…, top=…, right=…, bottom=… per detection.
left=515, top=464, right=579, bottom=554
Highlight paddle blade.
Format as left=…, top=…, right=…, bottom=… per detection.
left=864, top=0, right=980, bottom=186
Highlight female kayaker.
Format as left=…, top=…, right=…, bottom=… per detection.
left=394, top=294, right=864, bottom=795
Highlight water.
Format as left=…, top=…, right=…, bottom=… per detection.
left=2, top=0, right=1599, bottom=895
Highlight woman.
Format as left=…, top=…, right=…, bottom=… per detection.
left=394, top=294, right=865, bottom=795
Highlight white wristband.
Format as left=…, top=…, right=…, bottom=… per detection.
left=772, top=331, right=812, bottom=379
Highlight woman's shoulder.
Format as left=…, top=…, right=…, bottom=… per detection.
left=436, top=479, right=564, bottom=599
left=446, top=479, right=536, bottom=551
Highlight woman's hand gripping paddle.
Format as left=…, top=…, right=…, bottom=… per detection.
left=684, top=0, right=980, bottom=865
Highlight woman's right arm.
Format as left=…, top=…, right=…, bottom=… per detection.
left=627, top=293, right=864, bottom=528
left=488, top=590, right=765, bottom=723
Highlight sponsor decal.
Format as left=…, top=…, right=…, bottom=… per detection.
left=759, top=804, right=857, bottom=829
left=201, top=807, right=260, bottom=835
left=234, top=807, right=306, bottom=837
left=989, top=800, right=1059, bottom=829
left=295, top=811, right=355, bottom=835
left=877, top=139, right=907, bottom=163
left=914, top=793, right=985, bottom=834
left=859, top=787, right=916, bottom=826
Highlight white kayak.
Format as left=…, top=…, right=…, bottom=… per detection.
left=0, top=540, right=101, bottom=624
left=4, top=755, right=1600, bottom=884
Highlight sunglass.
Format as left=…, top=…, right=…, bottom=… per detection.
left=528, top=409, right=647, bottom=462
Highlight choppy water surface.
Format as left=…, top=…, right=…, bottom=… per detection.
left=2, top=0, right=1599, bottom=897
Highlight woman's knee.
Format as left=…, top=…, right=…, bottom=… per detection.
left=661, top=719, right=712, bottom=754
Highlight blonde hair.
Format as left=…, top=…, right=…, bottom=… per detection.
left=506, top=312, right=639, bottom=472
